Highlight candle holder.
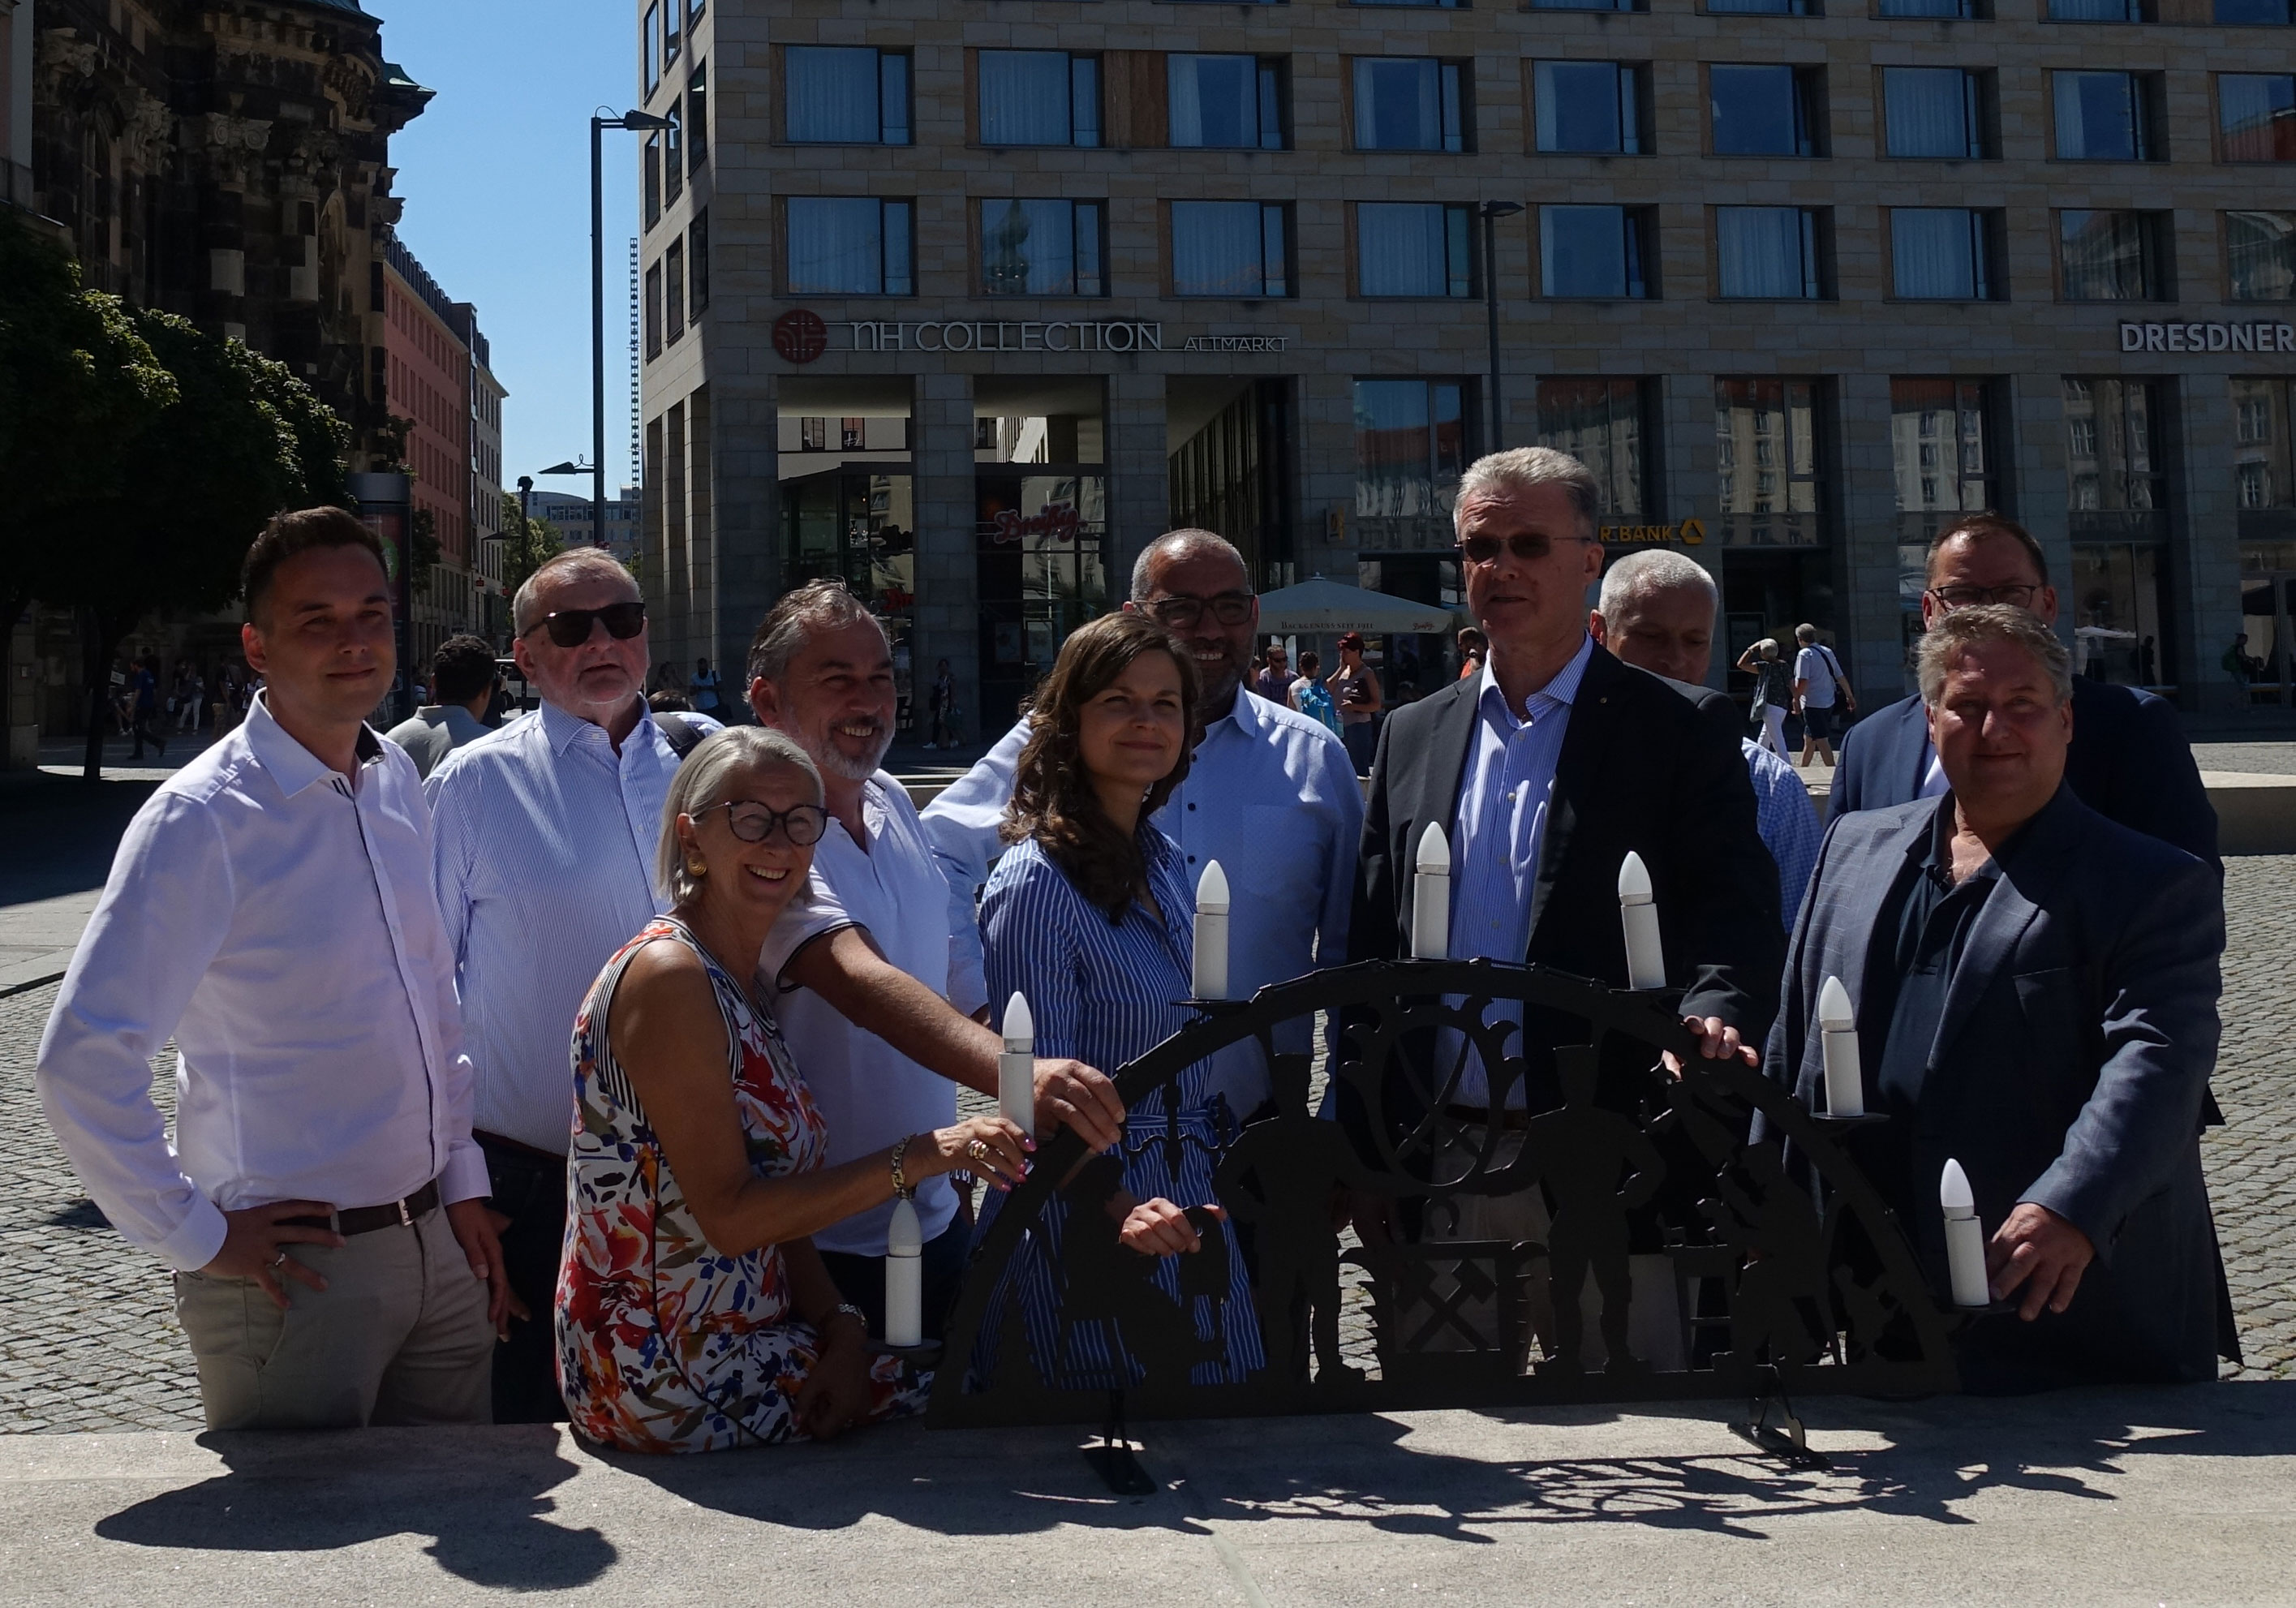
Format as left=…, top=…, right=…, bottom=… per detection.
left=1808, top=1111, right=1891, bottom=1132
left=869, top=1339, right=945, bottom=1367
left=1178, top=996, right=1256, bottom=1018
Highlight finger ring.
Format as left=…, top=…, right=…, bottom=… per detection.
left=966, top=1138, right=991, bottom=1163
left=267, top=1252, right=287, bottom=1271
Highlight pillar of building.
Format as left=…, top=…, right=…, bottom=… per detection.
left=663, top=398, right=690, bottom=681
left=2009, top=371, right=2073, bottom=618
left=1105, top=370, right=1168, bottom=603
left=913, top=372, right=980, bottom=737
left=1835, top=372, right=1904, bottom=700
left=1296, top=371, right=1357, bottom=583
left=2173, top=373, right=2243, bottom=714
left=707, top=371, right=780, bottom=699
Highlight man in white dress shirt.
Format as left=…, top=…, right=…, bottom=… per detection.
left=38, top=509, right=508, bottom=1430
left=921, top=530, right=1363, bottom=1116
left=424, top=548, right=718, bottom=1421
left=746, top=581, right=1124, bottom=1341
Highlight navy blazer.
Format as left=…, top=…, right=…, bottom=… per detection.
left=1353, top=644, right=1784, bottom=1110
left=1831, top=679, right=2221, bottom=870
left=1762, top=785, right=2231, bottom=1387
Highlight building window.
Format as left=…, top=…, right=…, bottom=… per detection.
left=1352, top=59, right=1468, bottom=152
left=1542, top=206, right=1651, bottom=299
left=1534, top=62, right=1645, bottom=154
left=1529, top=0, right=1640, bottom=11
left=841, top=418, right=866, bottom=450
left=2219, top=0, right=2292, bottom=19
left=2229, top=211, right=2296, bottom=300
left=1353, top=379, right=1469, bottom=549
left=1536, top=378, right=1653, bottom=518
left=1357, top=0, right=1466, bottom=8
left=1708, top=0, right=1813, bottom=14
left=2059, top=210, right=2171, bottom=300
left=1882, top=67, right=1989, bottom=159
left=978, top=52, right=1099, bottom=148
left=1356, top=204, right=1473, bottom=298
left=1890, top=378, right=2001, bottom=516
left=689, top=62, right=708, bottom=172
left=664, top=105, right=684, bottom=204
left=645, top=260, right=663, bottom=357
left=1170, top=56, right=1287, bottom=150
left=1172, top=201, right=1291, bottom=296
left=979, top=200, right=1106, bottom=295
left=1715, top=207, right=1826, bottom=299
left=666, top=238, right=686, bottom=342
left=1709, top=66, right=1821, bottom=157
left=1891, top=209, right=2001, bottom=299
left=802, top=417, right=828, bottom=451
left=785, top=197, right=914, bottom=295
left=2049, top=0, right=2143, bottom=18
left=788, top=48, right=911, bottom=144
left=644, top=134, right=662, bottom=227
left=664, top=0, right=681, bottom=69
left=2064, top=377, right=2166, bottom=514
left=690, top=209, right=710, bottom=311
left=690, top=0, right=706, bottom=23
left=2054, top=71, right=2161, bottom=161
left=2231, top=378, right=2295, bottom=509
left=2063, top=379, right=2173, bottom=688
left=1879, top=0, right=1979, bottom=14
left=1715, top=378, right=1825, bottom=544
left=643, top=2, right=660, bottom=94
left=2220, top=75, right=2296, bottom=161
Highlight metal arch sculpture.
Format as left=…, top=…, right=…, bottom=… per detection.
left=927, top=958, right=1960, bottom=1434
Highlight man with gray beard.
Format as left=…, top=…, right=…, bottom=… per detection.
left=746, top=581, right=1124, bottom=1339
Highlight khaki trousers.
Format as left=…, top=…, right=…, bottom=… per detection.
left=1421, top=1126, right=1685, bottom=1373
left=174, top=1202, right=493, bottom=1430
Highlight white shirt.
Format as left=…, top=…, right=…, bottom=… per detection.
left=1446, top=638, right=1593, bottom=1105
left=425, top=699, right=720, bottom=1153
left=759, top=773, right=961, bottom=1258
left=36, top=694, right=487, bottom=1272
left=920, top=688, right=1363, bottom=1113
left=1795, top=644, right=1840, bottom=709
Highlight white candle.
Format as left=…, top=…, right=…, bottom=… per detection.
left=1940, top=1158, right=1990, bottom=1309
left=885, top=1193, right=924, bottom=1347
left=1817, top=974, right=1865, bottom=1119
left=1411, top=821, right=1451, bottom=961
left=998, top=991, right=1035, bottom=1140
left=1617, top=851, right=1666, bottom=991
left=1193, top=859, right=1230, bottom=1000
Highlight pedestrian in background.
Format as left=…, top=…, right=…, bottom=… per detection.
left=690, top=656, right=724, bottom=717
left=385, top=634, right=501, bottom=780
left=1791, top=623, right=1855, bottom=768
left=1737, top=638, right=1793, bottom=758
left=128, top=656, right=164, bottom=759
left=1288, top=649, right=1341, bottom=735
left=424, top=549, right=718, bottom=1424
left=1253, top=641, right=1299, bottom=705
left=1456, top=626, right=1487, bottom=681
left=1327, top=631, right=1384, bottom=775
left=925, top=656, right=958, bottom=750
left=37, top=507, right=507, bottom=1431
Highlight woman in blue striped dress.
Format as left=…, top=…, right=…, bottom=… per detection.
left=974, top=613, right=1267, bottom=1390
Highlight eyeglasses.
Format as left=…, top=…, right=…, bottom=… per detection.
left=694, top=800, right=828, bottom=848
left=1456, top=533, right=1596, bottom=567
left=1926, top=584, right=2042, bottom=612
left=522, top=600, right=647, bottom=648
left=1148, top=592, right=1255, bottom=629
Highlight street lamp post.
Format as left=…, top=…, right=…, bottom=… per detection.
left=591, top=110, right=670, bottom=523
left=1477, top=201, right=1524, bottom=454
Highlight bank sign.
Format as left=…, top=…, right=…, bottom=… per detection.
left=2120, top=320, right=2295, bottom=354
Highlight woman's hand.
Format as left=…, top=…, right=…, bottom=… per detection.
left=795, top=1316, right=876, bottom=1440
left=1118, top=1199, right=1224, bottom=1256
left=918, top=1116, right=1033, bottom=1192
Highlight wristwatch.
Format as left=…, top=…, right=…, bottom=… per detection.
left=823, top=1302, right=870, bottom=1338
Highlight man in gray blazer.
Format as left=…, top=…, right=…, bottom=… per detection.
left=1765, top=604, right=2234, bottom=1390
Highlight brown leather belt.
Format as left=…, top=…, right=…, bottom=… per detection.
left=1443, top=1105, right=1532, bottom=1132
left=282, top=1180, right=441, bottom=1237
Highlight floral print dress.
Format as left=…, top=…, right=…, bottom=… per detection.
left=556, top=917, right=926, bottom=1452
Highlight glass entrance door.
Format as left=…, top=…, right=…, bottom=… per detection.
left=2241, top=571, right=2296, bottom=705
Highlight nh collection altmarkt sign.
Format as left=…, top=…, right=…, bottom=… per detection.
left=848, top=320, right=1167, bottom=353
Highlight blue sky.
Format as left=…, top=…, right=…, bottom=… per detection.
left=375, top=0, right=643, bottom=499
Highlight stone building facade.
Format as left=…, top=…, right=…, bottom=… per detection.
left=638, top=0, right=2296, bottom=733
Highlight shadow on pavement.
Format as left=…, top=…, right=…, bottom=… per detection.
left=91, top=1425, right=617, bottom=1591
left=0, top=771, right=165, bottom=907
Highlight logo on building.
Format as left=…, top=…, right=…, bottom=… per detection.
left=1601, top=517, right=1706, bottom=546
left=988, top=503, right=1085, bottom=544
left=773, top=309, right=828, bottom=364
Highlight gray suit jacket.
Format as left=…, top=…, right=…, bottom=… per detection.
left=1762, top=785, right=2230, bottom=1387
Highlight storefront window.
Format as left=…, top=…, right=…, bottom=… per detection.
left=2233, top=376, right=2296, bottom=512
left=1352, top=378, right=1469, bottom=552
left=2069, top=543, right=2169, bottom=686
left=1168, top=380, right=1296, bottom=588
left=1536, top=377, right=1651, bottom=518
left=2062, top=376, right=2165, bottom=515
left=2062, top=377, right=2171, bottom=687
left=974, top=384, right=1108, bottom=723
left=979, top=200, right=1104, bottom=296
left=1714, top=377, right=1824, bottom=544
left=1892, top=377, right=2005, bottom=676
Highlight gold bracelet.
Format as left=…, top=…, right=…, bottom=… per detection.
left=889, top=1134, right=914, bottom=1200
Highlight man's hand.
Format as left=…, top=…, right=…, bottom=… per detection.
left=445, top=1197, right=518, bottom=1339
left=1662, top=1016, right=1760, bottom=1077
left=1987, top=1202, right=2095, bottom=1321
left=1035, top=1058, right=1126, bottom=1152
left=201, top=1201, right=343, bottom=1310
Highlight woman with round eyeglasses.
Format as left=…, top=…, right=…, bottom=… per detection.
left=557, top=725, right=1030, bottom=1453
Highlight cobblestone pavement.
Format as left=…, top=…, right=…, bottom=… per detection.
left=2191, top=742, right=2296, bottom=776
left=6, top=858, right=2293, bottom=1431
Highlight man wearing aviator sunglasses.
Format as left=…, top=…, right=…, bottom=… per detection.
left=423, top=548, right=722, bottom=1422
left=1831, top=513, right=2216, bottom=871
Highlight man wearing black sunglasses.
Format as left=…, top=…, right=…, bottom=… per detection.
left=423, top=548, right=722, bottom=1422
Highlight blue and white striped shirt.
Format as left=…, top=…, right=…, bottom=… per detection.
left=1446, top=634, right=1594, bottom=1106
left=1743, top=737, right=1823, bottom=930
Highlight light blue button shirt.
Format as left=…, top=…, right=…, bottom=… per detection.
left=1444, top=634, right=1593, bottom=1105
left=921, top=688, right=1362, bottom=1113
left=1743, top=737, right=1824, bottom=929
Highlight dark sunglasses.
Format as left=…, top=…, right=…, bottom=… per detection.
left=694, top=799, right=829, bottom=848
left=522, top=600, right=647, bottom=648
left=1456, top=533, right=1596, bottom=567
left=1149, top=592, right=1255, bottom=629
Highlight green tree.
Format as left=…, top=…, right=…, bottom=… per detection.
left=497, top=489, right=564, bottom=601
